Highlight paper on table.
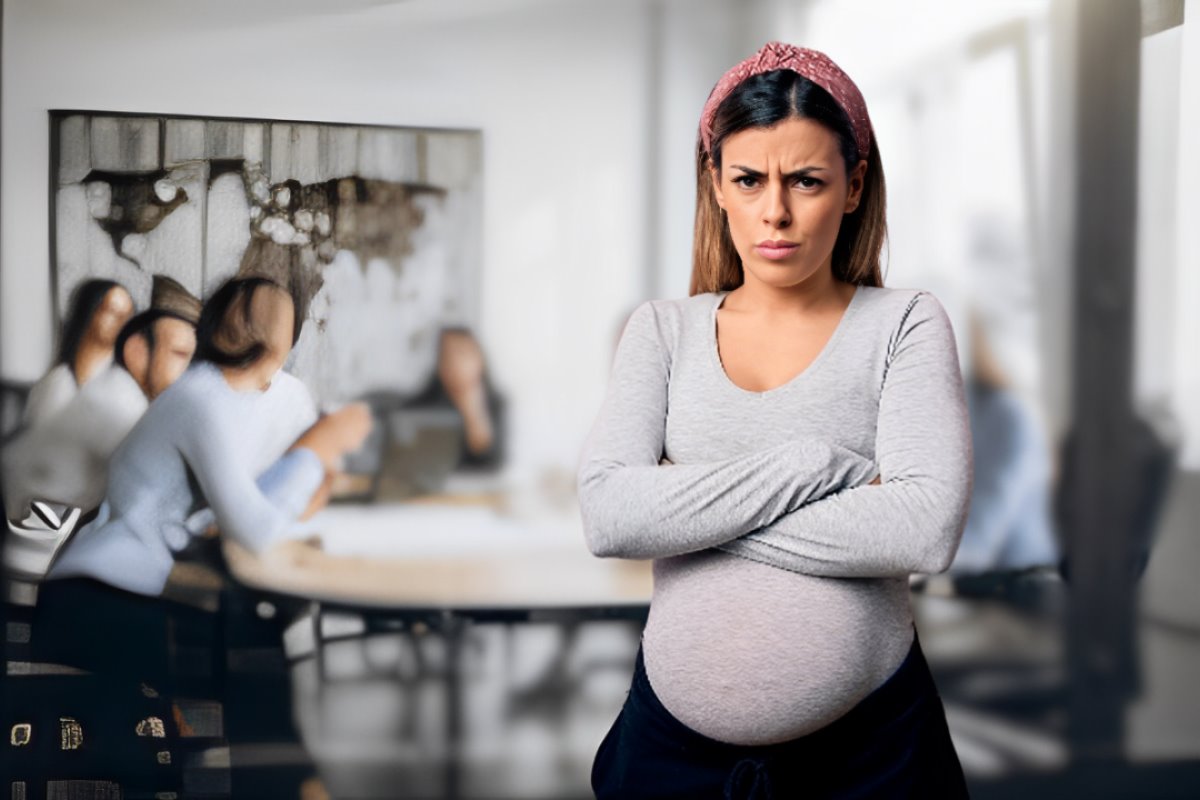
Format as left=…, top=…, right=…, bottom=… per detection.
left=306, top=503, right=582, bottom=559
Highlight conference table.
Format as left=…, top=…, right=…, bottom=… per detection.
left=220, top=489, right=653, bottom=798
left=223, top=493, right=652, bottom=616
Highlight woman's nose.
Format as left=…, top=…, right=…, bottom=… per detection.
left=762, top=181, right=791, bottom=228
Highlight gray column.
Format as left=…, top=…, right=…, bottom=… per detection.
left=1062, top=0, right=1142, bottom=761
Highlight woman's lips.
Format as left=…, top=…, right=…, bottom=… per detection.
left=755, top=241, right=799, bottom=261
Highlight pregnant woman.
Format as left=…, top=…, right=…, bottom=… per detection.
left=578, top=43, right=973, bottom=799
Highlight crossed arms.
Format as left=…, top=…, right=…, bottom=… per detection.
left=576, top=294, right=973, bottom=579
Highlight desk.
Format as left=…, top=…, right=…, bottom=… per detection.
left=221, top=499, right=651, bottom=798
left=224, top=501, right=652, bottom=614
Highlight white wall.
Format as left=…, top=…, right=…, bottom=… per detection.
left=0, top=0, right=663, bottom=479
left=1136, top=26, right=1183, bottom=446
left=652, top=0, right=776, bottom=299
left=1172, top=9, right=1200, bottom=467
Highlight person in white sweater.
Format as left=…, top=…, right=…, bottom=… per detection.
left=579, top=43, right=972, bottom=798
left=22, top=278, right=135, bottom=428
left=3, top=308, right=198, bottom=524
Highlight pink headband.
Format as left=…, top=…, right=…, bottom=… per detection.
left=699, top=42, right=872, bottom=160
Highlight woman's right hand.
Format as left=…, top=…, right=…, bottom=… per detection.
left=325, top=403, right=373, bottom=453
left=292, top=403, right=374, bottom=471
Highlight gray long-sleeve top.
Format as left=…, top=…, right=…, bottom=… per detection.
left=576, top=284, right=972, bottom=744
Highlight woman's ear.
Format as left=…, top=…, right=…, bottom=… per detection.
left=844, top=159, right=867, bottom=214
left=710, top=166, right=726, bottom=210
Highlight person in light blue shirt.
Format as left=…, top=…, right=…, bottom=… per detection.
left=37, top=277, right=370, bottom=667
left=45, top=278, right=370, bottom=596
left=29, top=276, right=370, bottom=796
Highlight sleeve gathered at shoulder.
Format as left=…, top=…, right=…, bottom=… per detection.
left=274, top=370, right=320, bottom=432
left=576, top=299, right=876, bottom=560
left=717, top=291, right=974, bottom=577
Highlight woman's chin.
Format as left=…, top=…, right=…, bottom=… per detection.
left=744, top=263, right=820, bottom=288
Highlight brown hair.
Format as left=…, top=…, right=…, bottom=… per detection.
left=194, top=277, right=300, bottom=369
left=689, top=70, right=887, bottom=295
left=57, top=279, right=126, bottom=375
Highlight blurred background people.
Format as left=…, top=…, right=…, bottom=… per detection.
left=1, top=307, right=198, bottom=526
left=42, top=276, right=369, bottom=597
left=22, top=279, right=134, bottom=428
left=438, top=327, right=498, bottom=462
left=947, top=310, right=1059, bottom=576
left=2, top=278, right=202, bottom=530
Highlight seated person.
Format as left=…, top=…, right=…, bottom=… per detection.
left=947, top=313, right=1058, bottom=575
left=23, top=278, right=134, bottom=427
left=397, top=326, right=506, bottom=471
left=2, top=308, right=198, bottom=524
left=36, top=276, right=370, bottom=681
left=43, top=276, right=370, bottom=595
left=32, top=276, right=367, bottom=797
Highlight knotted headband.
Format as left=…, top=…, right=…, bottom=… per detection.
left=699, top=42, right=873, bottom=161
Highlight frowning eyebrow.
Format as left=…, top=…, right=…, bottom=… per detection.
left=729, top=164, right=828, bottom=180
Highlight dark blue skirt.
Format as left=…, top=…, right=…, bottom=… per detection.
left=592, top=629, right=970, bottom=799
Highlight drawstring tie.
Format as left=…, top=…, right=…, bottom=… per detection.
left=725, top=756, right=773, bottom=799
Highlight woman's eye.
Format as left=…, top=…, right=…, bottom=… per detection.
left=795, top=176, right=823, bottom=189
left=733, top=176, right=759, bottom=188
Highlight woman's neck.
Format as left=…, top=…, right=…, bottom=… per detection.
left=217, top=363, right=270, bottom=393
left=726, top=266, right=851, bottom=318
left=72, top=342, right=114, bottom=385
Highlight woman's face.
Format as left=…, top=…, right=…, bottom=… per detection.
left=89, top=286, right=135, bottom=346
left=248, top=284, right=295, bottom=390
left=711, top=116, right=866, bottom=290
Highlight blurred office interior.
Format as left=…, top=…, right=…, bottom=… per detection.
left=1, top=0, right=1197, bottom=797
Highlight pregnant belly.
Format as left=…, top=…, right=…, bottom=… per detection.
left=642, top=549, right=915, bottom=745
